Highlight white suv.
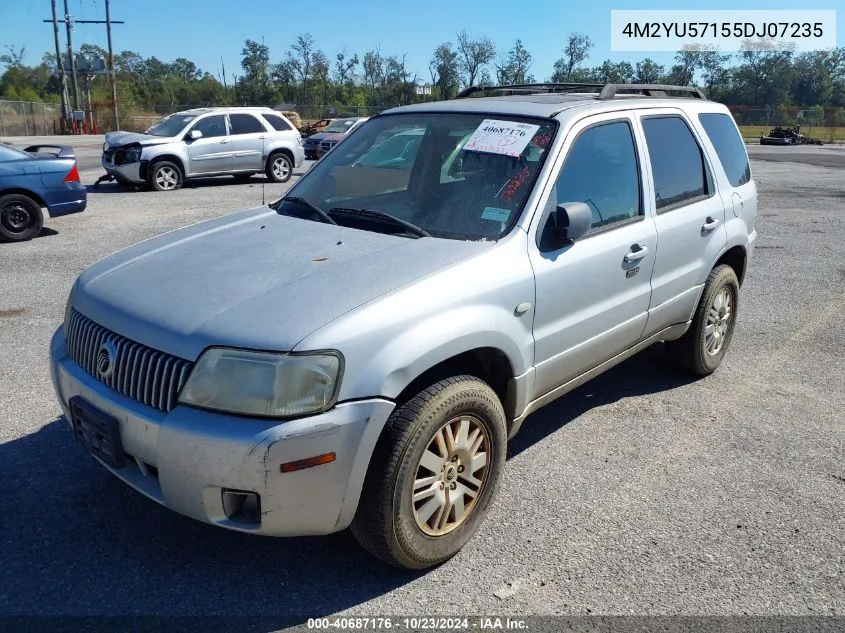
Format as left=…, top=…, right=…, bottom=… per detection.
left=101, top=107, right=305, bottom=191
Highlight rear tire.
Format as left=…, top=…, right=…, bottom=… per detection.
left=266, top=152, right=293, bottom=183
left=666, top=264, right=739, bottom=376
left=148, top=160, right=183, bottom=191
left=351, top=375, right=507, bottom=570
left=0, top=193, right=44, bottom=242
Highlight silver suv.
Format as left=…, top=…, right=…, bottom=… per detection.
left=51, top=84, right=757, bottom=569
left=101, top=107, right=305, bottom=191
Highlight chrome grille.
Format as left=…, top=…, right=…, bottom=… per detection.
left=65, top=309, right=193, bottom=412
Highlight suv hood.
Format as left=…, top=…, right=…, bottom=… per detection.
left=104, top=130, right=171, bottom=148
left=72, top=207, right=488, bottom=360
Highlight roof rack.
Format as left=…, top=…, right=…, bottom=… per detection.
left=598, top=83, right=707, bottom=99
left=455, top=82, right=707, bottom=100
left=456, top=83, right=604, bottom=99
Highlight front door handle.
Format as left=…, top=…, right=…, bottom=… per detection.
left=624, top=245, right=648, bottom=263
left=702, top=216, right=720, bottom=231
left=219, top=139, right=230, bottom=144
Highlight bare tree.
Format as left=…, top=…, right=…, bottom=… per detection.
left=456, top=30, right=496, bottom=87
left=550, top=34, right=593, bottom=82
left=288, top=33, right=316, bottom=83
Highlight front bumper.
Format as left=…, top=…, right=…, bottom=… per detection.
left=49, top=325, right=395, bottom=536
left=102, top=157, right=144, bottom=183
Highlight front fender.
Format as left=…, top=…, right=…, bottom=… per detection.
left=374, top=305, right=533, bottom=400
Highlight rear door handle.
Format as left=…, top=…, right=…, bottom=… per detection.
left=702, top=217, right=720, bottom=231
left=624, top=245, right=649, bottom=262
left=219, top=139, right=230, bottom=144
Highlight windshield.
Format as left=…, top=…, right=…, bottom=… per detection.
left=275, top=112, right=556, bottom=241
left=324, top=119, right=358, bottom=133
left=145, top=114, right=196, bottom=137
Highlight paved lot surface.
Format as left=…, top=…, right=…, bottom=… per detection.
left=0, top=139, right=843, bottom=625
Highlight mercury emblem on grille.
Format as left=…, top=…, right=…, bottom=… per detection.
left=96, top=340, right=118, bottom=379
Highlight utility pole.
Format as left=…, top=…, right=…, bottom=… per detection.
left=105, top=0, right=119, bottom=129
left=50, top=0, right=69, bottom=133
left=63, top=0, right=80, bottom=113
left=44, top=3, right=125, bottom=133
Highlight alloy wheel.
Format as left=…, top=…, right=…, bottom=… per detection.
left=705, top=287, right=733, bottom=355
left=412, top=415, right=490, bottom=536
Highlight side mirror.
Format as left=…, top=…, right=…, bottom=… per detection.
left=188, top=129, right=203, bottom=140
left=540, top=201, right=593, bottom=251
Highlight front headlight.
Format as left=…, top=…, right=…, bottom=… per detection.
left=125, top=147, right=142, bottom=162
left=178, top=348, right=343, bottom=418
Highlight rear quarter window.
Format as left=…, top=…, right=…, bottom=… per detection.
left=698, top=113, right=751, bottom=187
left=261, top=114, right=293, bottom=132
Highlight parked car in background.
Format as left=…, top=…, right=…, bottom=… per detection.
left=101, top=107, right=305, bottom=191
left=303, top=117, right=368, bottom=160
left=303, top=118, right=338, bottom=137
left=279, top=111, right=305, bottom=133
left=0, top=142, right=86, bottom=242
left=50, top=83, right=757, bottom=570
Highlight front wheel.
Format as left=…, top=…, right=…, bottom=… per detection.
left=266, top=152, right=293, bottom=183
left=351, top=376, right=507, bottom=570
left=0, top=193, right=44, bottom=242
left=666, top=264, right=740, bottom=376
left=148, top=160, right=183, bottom=191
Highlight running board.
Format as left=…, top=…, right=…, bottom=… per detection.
left=508, top=321, right=690, bottom=439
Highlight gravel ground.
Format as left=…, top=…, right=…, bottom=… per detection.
left=0, top=140, right=843, bottom=628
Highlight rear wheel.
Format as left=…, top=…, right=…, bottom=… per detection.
left=0, top=193, right=44, bottom=242
left=666, top=264, right=739, bottom=376
left=266, top=152, right=293, bottom=183
left=351, top=376, right=507, bottom=570
left=148, top=160, right=182, bottom=191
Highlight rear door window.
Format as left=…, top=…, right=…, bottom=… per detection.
left=229, top=113, right=265, bottom=135
left=698, top=113, right=751, bottom=187
left=641, top=116, right=713, bottom=212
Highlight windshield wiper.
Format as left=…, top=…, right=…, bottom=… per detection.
left=279, top=196, right=338, bottom=225
left=328, top=207, right=430, bottom=238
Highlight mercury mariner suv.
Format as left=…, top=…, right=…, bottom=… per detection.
left=51, top=83, right=757, bottom=569
left=101, top=106, right=305, bottom=191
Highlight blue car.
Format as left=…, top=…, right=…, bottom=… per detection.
left=0, top=142, right=87, bottom=242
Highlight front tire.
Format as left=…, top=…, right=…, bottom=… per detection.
left=666, top=264, right=739, bottom=376
left=148, top=160, right=183, bottom=191
left=0, top=193, right=44, bottom=242
left=266, top=152, right=293, bottom=183
left=351, top=376, right=507, bottom=570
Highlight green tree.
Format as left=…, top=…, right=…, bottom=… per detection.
left=430, top=42, right=460, bottom=99
left=238, top=39, right=272, bottom=104
left=634, top=58, right=664, bottom=83
left=495, top=40, right=534, bottom=85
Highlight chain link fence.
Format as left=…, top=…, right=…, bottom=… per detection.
left=4, top=100, right=844, bottom=143
left=728, top=105, right=845, bottom=142
left=0, top=101, right=63, bottom=136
